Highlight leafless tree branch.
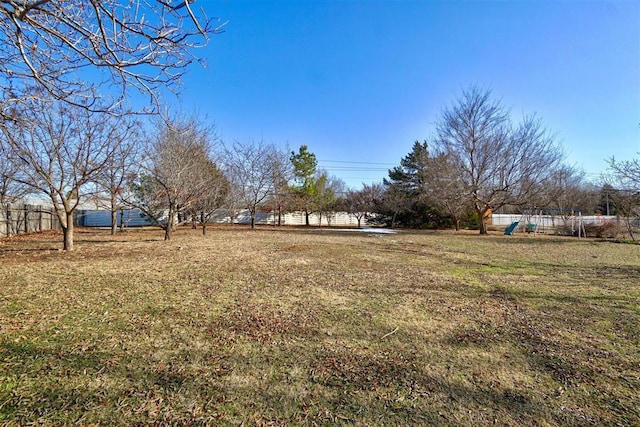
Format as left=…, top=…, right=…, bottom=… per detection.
left=0, top=0, right=225, bottom=115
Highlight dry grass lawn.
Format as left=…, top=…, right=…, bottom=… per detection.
left=0, top=225, right=639, bottom=426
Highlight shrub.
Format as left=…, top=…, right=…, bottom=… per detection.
left=583, top=220, right=621, bottom=238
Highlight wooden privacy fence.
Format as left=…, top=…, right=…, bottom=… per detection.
left=0, top=204, right=61, bottom=237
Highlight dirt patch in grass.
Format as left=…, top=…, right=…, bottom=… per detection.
left=210, top=301, right=321, bottom=345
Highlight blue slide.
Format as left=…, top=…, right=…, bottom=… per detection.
left=504, top=221, right=519, bottom=235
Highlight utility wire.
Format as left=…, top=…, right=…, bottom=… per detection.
left=318, top=159, right=394, bottom=174
left=318, top=159, right=396, bottom=166
left=321, top=167, right=388, bottom=172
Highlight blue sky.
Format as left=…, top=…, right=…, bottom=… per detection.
left=173, top=0, right=640, bottom=189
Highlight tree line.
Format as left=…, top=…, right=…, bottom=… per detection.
left=0, top=1, right=224, bottom=250
left=3, top=86, right=640, bottom=251
left=0, top=1, right=376, bottom=251
left=0, top=101, right=354, bottom=250
left=1, top=3, right=638, bottom=249
left=341, top=87, right=639, bottom=238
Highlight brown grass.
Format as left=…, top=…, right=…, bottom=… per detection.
left=1, top=225, right=639, bottom=426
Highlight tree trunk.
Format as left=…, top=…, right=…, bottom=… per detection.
left=305, top=210, right=310, bottom=226
left=164, top=207, right=175, bottom=240
left=63, top=212, right=74, bottom=251
left=250, top=209, right=256, bottom=229
left=478, top=208, right=489, bottom=235
left=111, top=209, right=118, bottom=235
left=202, top=221, right=207, bottom=236
left=624, top=216, right=635, bottom=241
left=119, top=209, right=125, bottom=232
left=357, top=217, right=361, bottom=228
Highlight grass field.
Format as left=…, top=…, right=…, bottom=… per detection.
left=1, top=226, right=639, bottom=426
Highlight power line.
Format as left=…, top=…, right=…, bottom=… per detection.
left=318, top=159, right=396, bottom=166
left=333, top=176, right=387, bottom=181
left=313, top=159, right=393, bottom=185
left=318, top=159, right=394, bottom=174
left=321, top=166, right=388, bottom=172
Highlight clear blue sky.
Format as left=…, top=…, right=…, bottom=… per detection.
left=174, top=0, right=640, bottom=189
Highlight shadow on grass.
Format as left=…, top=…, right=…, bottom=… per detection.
left=0, top=338, right=226, bottom=425
left=0, top=247, right=60, bottom=253
left=461, top=286, right=638, bottom=424
left=0, top=338, right=111, bottom=421
left=222, top=344, right=558, bottom=426
left=0, top=339, right=109, bottom=374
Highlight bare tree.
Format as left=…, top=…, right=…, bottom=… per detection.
left=222, top=181, right=245, bottom=226
left=344, top=190, right=366, bottom=228
left=127, top=116, right=218, bottom=240
left=0, top=1, right=225, bottom=116
left=91, top=116, right=143, bottom=235
left=0, top=98, right=129, bottom=250
left=379, top=182, right=411, bottom=229
left=344, top=183, right=382, bottom=228
left=604, top=156, right=640, bottom=240
left=187, top=160, right=229, bottom=235
left=313, top=170, right=345, bottom=227
left=223, top=140, right=281, bottom=229
left=0, top=141, right=30, bottom=204
left=534, top=165, right=598, bottom=214
left=325, top=177, right=347, bottom=227
left=607, top=156, right=640, bottom=190
left=422, top=152, right=472, bottom=231
left=268, top=146, right=294, bottom=226
left=432, top=87, right=564, bottom=234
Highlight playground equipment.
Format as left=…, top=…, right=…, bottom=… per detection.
left=503, top=208, right=587, bottom=237
left=504, top=221, right=519, bottom=235
left=503, top=219, right=538, bottom=235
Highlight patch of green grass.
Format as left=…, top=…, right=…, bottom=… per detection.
left=1, top=226, right=639, bottom=425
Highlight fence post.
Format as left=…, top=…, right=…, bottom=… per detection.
left=7, top=203, right=14, bottom=236
left=0, top=203, right=6, bottom=237
left=24, top=204, right=30, bottom=234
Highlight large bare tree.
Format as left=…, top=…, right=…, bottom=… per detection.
left=127, top=116, right=219, bottom=240
left=432, top=87, right=564, bottom=234
left=0, top=98, right=131, bottom=250
left=0, top=0, right=224, bottom=115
